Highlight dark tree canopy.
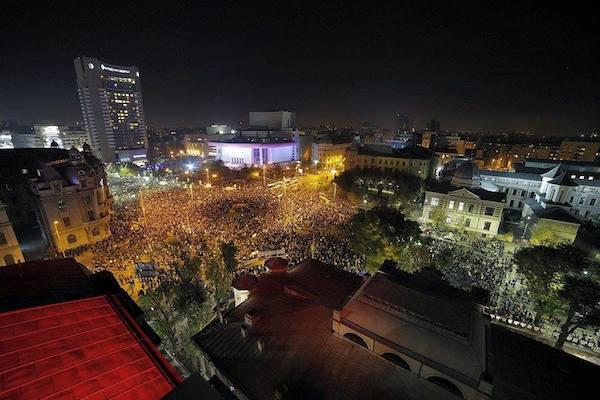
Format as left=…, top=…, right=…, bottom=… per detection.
left=349, top=207, right=424, bottom=272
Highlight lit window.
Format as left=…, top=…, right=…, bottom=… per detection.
left=431, top=197, right=440, bottom=206
left=446, top=217, right=452, bottom=223
left=448, top=200, right=455, bottom=209
left=458, top=202, right=464, bottom=211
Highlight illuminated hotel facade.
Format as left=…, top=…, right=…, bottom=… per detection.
left=74, top=56, right=148, bottom=163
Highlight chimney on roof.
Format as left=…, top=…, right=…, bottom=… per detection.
left=257, top=338, right=266, bottom=352
left=244, top=310, right=260, bottom=327
left=241, top=325, right=249, bottom=338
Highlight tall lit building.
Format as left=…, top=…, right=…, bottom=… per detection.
left=74, top=56, right=148, bottom=163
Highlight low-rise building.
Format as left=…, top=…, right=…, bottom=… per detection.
left=0, top=147, right=112, bottom=258
left=480, top=161, right=600, bottom=224
left=209, top=137, right=296, bottom=167
left=0, top=201, right=24, bottom=266
left=311, top=134, right=353, bottom=168
left=193, top=258, right=600, bottom=400
left=345, top=143, right=434, bottom=179
left=422, top=162, right=506, bottom=236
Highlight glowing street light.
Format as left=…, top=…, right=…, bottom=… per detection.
left=53, top=220, right=65, bottom=258
left=185, top=162, right=196, bottom=172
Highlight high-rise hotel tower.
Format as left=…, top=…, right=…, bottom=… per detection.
left=74, top=56, right=148, bottom=163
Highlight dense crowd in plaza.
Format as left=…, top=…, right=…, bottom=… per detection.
left=88, top=177, right=362, bottom=297
left=86, top=174, right=598, bottom=350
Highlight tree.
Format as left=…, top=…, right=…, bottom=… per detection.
left=514, top=244, right=588, bottom=325
left=333, top=170, right=354, bottom=192
left=220, top=241, right=238, bottom=274
left=349, top=207, right=423, bottom=272
left=555, top=275, right=600, bottom=350
left=138, top=244, right=208, bottom=371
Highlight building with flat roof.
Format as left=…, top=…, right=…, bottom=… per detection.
left=559, top=139, right=600, bottom=162
left=249, top=111, right=296, bottom=130
left=208, top=137, right=296, bottom=167
left=74, top=56, right=148, bottom=163
left=311, top=134, right=354, bottom=168
left=345, top=143, right=434, bottom=179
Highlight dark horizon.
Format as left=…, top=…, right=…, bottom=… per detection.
left=1, top=3, right=599, bottom=135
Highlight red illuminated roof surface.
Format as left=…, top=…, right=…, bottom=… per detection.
left=0, top=294, right=181, bottom=400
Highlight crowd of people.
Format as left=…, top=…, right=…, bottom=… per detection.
left=86, top=173, right=598, bottom=352
left=88, top=175, right=362, bottom=298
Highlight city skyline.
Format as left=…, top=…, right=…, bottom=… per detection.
left=1, top=3, right=599, bottom=135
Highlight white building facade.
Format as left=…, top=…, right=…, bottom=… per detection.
left=209, top=140, right=296, bottom=167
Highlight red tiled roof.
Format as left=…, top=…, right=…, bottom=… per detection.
left=0, top=295, right=182, bottom=400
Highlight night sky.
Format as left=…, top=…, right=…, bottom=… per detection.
left=1, top=2, right=599, bottom=134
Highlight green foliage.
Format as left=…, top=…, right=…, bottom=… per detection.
left=334, top=167, right=424, bottom=212
left=137, top=243, right=208, bottom=371
left=220, top=241, right=238, bottom=274
left=530, top=225, right=571, bottom=247
left=555, top=275, right=600, bottom=349
left=349, top=206, right=425, bottom=272
left=514, top=244, right=588, bottom=325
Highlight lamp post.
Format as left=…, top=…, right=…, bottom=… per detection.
left=53, top=220, right=65, bottom=258
left=206, top=168, right=210, bottom=186
left=263, top=164, right=267, bottom=188
left=522, top=216, right=532, bottom=239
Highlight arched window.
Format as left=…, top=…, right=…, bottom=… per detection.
left=343, top=332, right=368, bottom=349
left=3, top=254, right=15, bottom=266
left=67, top=234, right=77, bottom=244
left=381, top=352, right=410, bottom=371
left=427, top=377, right=463, bottom=398
left=0, top=231, right=7, bottom=246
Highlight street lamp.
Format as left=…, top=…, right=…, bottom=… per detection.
left=206, top=168, right=210, bottom=186
left=53, top=220, right=65, bottom=258
left=522, top=216, right=532, bottom=239
left=263, top=163, right=267, bottom=188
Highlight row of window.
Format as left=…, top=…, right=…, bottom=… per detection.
left=430, top=197, right=495, bottom=216
left=357, top=157, right=427, bottom=168
left=428, top=212, right=493, bottom=231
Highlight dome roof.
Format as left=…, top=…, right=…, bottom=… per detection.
left=265, top=257, right=288, bottom=272
left=232, top=274, right=258, bottom=291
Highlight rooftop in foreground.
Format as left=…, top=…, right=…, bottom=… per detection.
left=193, top=259, right=457, bottom=400
left=0, top=258, right=182, bottom=400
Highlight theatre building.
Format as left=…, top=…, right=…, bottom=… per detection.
left=193, top=258, right=599, bottom=400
